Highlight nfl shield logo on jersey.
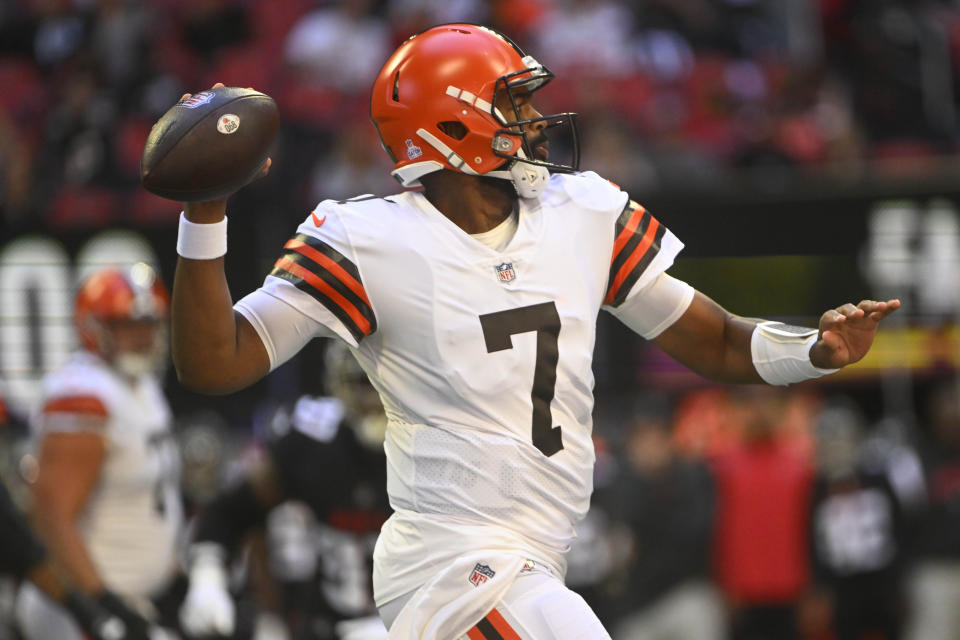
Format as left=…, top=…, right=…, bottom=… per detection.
left=469, top=563, right=496, bottom=587
left=494, top=262, right=516, bottom=283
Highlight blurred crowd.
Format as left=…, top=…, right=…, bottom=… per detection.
left=568, top=379, right=960, bottom=640
left=3, top=0, right=960, bottom=233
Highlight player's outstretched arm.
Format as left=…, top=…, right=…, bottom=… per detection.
left=653, top=290, right=900, bottom=384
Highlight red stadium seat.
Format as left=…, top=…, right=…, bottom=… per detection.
left=275, top=80, right=347, bottom=127
left=203, top=46, right=277, bottom=95
left=128, top=189, right=183, bottom=226
left=249, top=0, right=312, bottom=52
left=114, top=116, right=155, bottom=179
left=46, top=187, right=121, bottom=229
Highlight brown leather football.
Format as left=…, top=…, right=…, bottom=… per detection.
left=140, top=87, right=279, bottom=201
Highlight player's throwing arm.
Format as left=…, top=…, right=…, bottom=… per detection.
left=141, top=83, right=276, bottom=393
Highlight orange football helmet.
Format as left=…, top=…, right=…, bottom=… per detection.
left=75, top=263, right=169, bottom=376
left=370, top=24, right=579, bottom=198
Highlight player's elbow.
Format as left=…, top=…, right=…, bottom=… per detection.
left=174, top=371, right=237, bottom=396
left=174, top=363, right=241, bottom=395
left=173, top=357, right=262, bottom=395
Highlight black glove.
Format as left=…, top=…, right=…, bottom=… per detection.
left=64, top=590, right=152, bottom=640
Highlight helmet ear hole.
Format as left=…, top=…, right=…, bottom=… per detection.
left=438, top=121, right=468, bottom=140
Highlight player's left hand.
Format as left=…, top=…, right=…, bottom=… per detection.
left=810, top=299, right=901, bottom=369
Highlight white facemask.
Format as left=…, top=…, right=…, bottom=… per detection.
left=113, top=351, right=160, bottom=379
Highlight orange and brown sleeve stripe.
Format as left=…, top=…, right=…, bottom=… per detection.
left=43, top=396, right=108, bottom=417
left=269, top=233, right=377, bottom=342
left=467, top=608, right=523, bottom=640
left=604, top=200, right=666, bottom=308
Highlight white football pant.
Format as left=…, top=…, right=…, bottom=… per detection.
left=379, top=568, right=611, bottom=640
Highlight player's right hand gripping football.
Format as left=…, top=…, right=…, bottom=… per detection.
left=179, top=545, right=235, bottom=637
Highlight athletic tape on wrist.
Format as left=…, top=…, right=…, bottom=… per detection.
left=751, top=321, right=839, bottom=386
left=177, top=212, right=227, bottom=260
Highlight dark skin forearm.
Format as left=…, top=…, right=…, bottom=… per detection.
left=653, top=290, right=900, bottom=383
left=653, top=291, right=763, bottom=383
left=171, top=198, right=270, bottom=394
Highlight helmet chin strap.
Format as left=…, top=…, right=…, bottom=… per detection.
left=414, top=128, right=549, bottom=198
left=486, top=151, right=550, bottom=199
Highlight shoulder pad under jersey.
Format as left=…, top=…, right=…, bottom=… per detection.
left=315, top=193, right=401, bottom=217
left=556, top=171, right=629, bottom=213
left=43, top=354, right=117, bottom=407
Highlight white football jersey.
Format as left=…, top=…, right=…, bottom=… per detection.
left=32, top=351, right=181, bottom=597
left=238, top=171, right=686, bottom=600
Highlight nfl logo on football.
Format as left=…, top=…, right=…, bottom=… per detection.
left=495, top=262, right=516, bottom=283
left=469, top=563, right=496, bottom=587
left=181, top=91, right=214, bottom=109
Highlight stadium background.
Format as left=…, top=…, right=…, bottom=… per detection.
left=0, top=0, right=958, bottom=637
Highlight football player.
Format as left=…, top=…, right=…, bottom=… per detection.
left=0, top=475, right=157, bottom=640
left=167, top=24, right=900, bottom=639
left=808, top=400, right=907, bottom=640
left=15, top=264, right=182, bottom=639
left=179, top=341, right=390, bottom=639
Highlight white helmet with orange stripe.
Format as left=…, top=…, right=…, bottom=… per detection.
left=75, top=263, right=169, bottom=379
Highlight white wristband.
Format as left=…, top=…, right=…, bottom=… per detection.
left=751, top=321, right=839, bottom=386
left=177, top=212, right=228, bottom=260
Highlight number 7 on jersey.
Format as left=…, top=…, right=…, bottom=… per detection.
left=479, top=302, right=564, bottom=457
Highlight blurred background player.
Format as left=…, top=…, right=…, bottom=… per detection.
left=0, top=457, right=155, bottom=640
left=15, top=264, right=183, bottom=639
left=180, top=341, right=390, bottom=640
left=805, top=397, right=909, bottom=640
left=904, top=382, right=960, bottom=640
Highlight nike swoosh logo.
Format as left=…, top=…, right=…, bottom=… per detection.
left=311, top=211, right=327, bottom=227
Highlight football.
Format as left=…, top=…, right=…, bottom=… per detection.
left=140, top=86, right=279, bottom=201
